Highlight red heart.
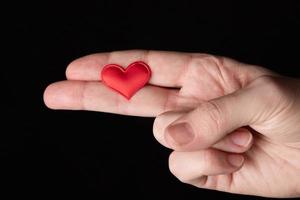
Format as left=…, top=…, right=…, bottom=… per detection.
left=101, top=61, right=151, bottom=99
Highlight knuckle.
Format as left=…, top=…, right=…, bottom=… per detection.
left=201, top=150, right=216, bottom=169
left=251, top=75, right=295, bottom=106
left=198, top=101, right=225, bottom=134
left=252, top=75, right=284, bottom=94
left=189, top=54, right=223, bottom=70
left=185, top=54, right=221, bottom=77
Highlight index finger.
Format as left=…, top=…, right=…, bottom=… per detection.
left=66, top=50, right=192, bottom=88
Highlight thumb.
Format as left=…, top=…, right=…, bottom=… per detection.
left=165, top=75, right=282, bottom=151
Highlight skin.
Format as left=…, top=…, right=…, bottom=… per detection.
left=44, top=50, right=300, bottom=198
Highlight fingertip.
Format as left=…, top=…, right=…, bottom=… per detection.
left=65, top=60, right=76, bottom=80
left=227, top=154, right=245, bottom=168
left=153, top=111, right=185, bottom=149
left=43, top=83, right=59, bottom=109
left=152, top=115, right=165, bottom=146
left=65, top=54, right=106, bottom=81
left=230, top=129, right=253, bottom=149
left=43, top=81, right=83, bottom=110
left=167, top=150, right=245, bottom=185
left=168, top=151, right=192, bottom=183
left=65, top=57, right=86, bottom=80
left=212, top=128, right=254, bottom=153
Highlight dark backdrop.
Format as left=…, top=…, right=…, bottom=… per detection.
left=2, top=1, right=300, bottom=199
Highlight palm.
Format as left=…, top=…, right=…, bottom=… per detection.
left=44, top=50, right=300, bottom=197
left=231, top=136, right=300, bottom=196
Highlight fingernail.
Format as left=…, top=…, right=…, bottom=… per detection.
left=165, top=122, right=195, bottom=146
left=227, top=155, right=244, bottom=167
left=231, top=130, right=252, bottom=147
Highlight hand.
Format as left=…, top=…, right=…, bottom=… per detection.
left=44, top=50, right=300, bottom=198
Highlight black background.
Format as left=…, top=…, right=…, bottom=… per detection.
left=2, top=1, right=300, bottom=199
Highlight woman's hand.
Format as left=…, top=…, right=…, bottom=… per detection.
left=44, top=50, right=300, bottom=197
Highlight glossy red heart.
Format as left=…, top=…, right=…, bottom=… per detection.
left=101, top=61, right=151, bottom=99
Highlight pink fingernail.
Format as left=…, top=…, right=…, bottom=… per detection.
left=165, top=122, right=194, bottom=146
left=231, top=130, right=252, bottom=147
left=227, top=155, right=244, bottom=167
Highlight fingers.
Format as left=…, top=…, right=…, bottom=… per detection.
left=65, top=50, right=275, bottom=90
left=213, top=129, right=253, bottom=153
left=44, top=80, right=184, bottom=117
left=168, top=149, right=244, bottom=186
left=153, top=111, right=253, bottom=153
left=153, top=111, right=185, bottom=148
left=66, top=50, right=191, bottom=87
left=161, top=76, right=280, bottom=151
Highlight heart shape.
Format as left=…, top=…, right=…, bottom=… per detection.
left=101, top=61, right=151, bottom=99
